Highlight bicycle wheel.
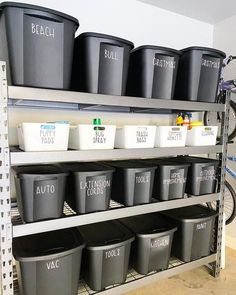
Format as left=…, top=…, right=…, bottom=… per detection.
left=208, top=180, right=236, bottom=225
left=204, top=100, right=236, bottom=141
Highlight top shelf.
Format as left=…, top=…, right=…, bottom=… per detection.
left=8, top=86, right=225, bottom=112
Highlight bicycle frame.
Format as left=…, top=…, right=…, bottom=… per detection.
left=226, top=156, right=236, bottom=179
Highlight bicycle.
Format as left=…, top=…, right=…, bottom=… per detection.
left=204, top=55, right=236, bottom=225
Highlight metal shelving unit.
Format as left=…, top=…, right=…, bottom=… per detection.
left=0, top=60, right=229, bottom=295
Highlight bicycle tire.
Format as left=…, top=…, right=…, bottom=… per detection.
left=204, top=100, right=236, bottom=141
left=208, top=180, right=236, bottom=225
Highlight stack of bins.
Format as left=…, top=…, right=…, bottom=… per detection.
left=12, top=165, right=68, bottom=222
left=119, top=214, right=177, bottom=274
left=13, top=229, right=85, bottom=295
left=61, top=162, right=114, bottom=214
left=126, top=45, right=180, bottom=99
left=161, top=205, right=218, bottom=262
left=142, top=159, right=189, bottom=201
left=175, top=47, right=226, bottom=102
left=71, top=32, right=134, bottom=95
left=104, top=161, right=157, bottom=206
left=0, top=2, right=79, bottom=89
left=79, top=220, right=134, bottom=291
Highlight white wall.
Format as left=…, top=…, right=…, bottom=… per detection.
left=214, top=16, right=236, bottom=250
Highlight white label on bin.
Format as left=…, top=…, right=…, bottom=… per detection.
left=31, top=23, right=55, bottom=38
left=201, top=127, right=214, bottom=137
left=153, top=58, right=176, bottom=69
left=93, top=129, right=106, bottom=144
left=196, top=168, right=216, bottom=182
left=151, top=236, right=170, bottom=248
left=105, top=247, right=121, bottom=259
left=167, top=131, right=182, bottom=141
left=136, top=127, right=148, bottom=143
left=40, top=125, right=56, bottom=144
left=46, top=259, right=60, bottom=270
left=135, top=174, right=150, bottom=184
left=34, top=179, right=58, bottom=198
left=104, top=49, right=119, bottom=61
left=163, top=170, right=186, bottom=185
left=80, top=176, right=111, bottom=197
left=201, top=58, right=220, bottom=69
left=196, top=222, right=207, bottom=230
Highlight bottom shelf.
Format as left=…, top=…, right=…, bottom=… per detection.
left=13, top=254, right=216, bottom=295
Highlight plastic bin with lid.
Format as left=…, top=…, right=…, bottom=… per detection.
left=0, top=2, right=79, bottom=89
left=61, top=162, right=114, bottom=214
left=13, top=228, right=85, bottom=295
left=71, top=32, right=134, bottom=95
left=119, top=214, right=177, bottom=274
left=161, top=205, right=218, bottom=262
left=79, top=220, right=134, bottom=291
left=126, top=45, right=180, bottom=99
left=12, top=165, right=68, bottom=222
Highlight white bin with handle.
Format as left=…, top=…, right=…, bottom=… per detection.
left=186, top=126, right=218, bottom=146
left=115, top=125, right=156, bottom=148
left=69, top=124, right=116, bottom=150
left=18, top=122, right=70, bottom=152
left=155, top=126, right=187, bottom=147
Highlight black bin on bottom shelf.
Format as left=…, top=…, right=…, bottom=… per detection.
left=175, top=47, right=226, bottom=102
left=126, top=45, right=180, bottom=99
left=119, top=214, right=177, bottom=275
left=0, top=2, right=79, bottom=89
left=62, top=162, right=114, bottom=214
left=13, top=229, right=85, bottom=295
left=172, top=156, right=219, bottom=196
left=79, top=220, right=134, bottom=291
left=143, top=159, right=189, bottom=201
left=12, top=165, right=68, bottom=223
left=104, top=161, right=157, bottom=206
left=161, top=205, right=218, bottom=262
left=71, top=32, right=134, bottom=95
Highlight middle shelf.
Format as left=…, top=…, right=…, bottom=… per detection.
left=12, top=193, right=219, bottom=238
left=10, top=145, right=223, bottom=166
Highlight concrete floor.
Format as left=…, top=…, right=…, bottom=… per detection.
left=125, top=248, right=236, bottom=295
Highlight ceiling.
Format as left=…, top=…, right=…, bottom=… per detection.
left=139, top=0, right=236, bottom=24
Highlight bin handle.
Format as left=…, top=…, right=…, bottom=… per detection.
left=93, top=126, right=105, bottom=131
left=25, top=12, right=63, bottom=23
left=36, top=246, right=66, bottom=255
left=104, top=238, right=122, bottom=245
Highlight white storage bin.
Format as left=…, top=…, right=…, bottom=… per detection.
left=115, top=125, right=156, bottom=149
left=69, top=124, right=116, bottom=150
left=155, top=126, right=187, bottom=147
left=186, top=126, right=218, bottom=146
left=18, top=122, right=70, bottom=152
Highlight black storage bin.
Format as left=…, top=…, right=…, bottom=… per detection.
left=13, top=228, right=85, bottom=295
left=162, top=205, right=218, bottom=262
left=104, top=161, right=157, bottom=206
left=171, top=156, right=219, bottom=196
left=126, top=45, right=180, bottom=99
left=143, top=159, right=189, bottom=201
left=79, top=220, right=134, bottom=291
left=0, top=2, right=79, bottom=89
left=61, top=162, right=114, bottom=214
left=174, top=47, right=226, bottom=102
left=13, top=165, right=68, bottom=223
left=119, top=214, right=177, bottom=274
left=71, top=32, right=134, bottom=95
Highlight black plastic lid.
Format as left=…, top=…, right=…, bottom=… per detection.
left=181, top=46, right=226, bottom=58
left=104, top=160, right=157, bottom=170
left=172, top=156, right=219, bottom=165
left=0, top=2, right=79, bottom=24
left=79, top=220, right=134, bottom=250
left=13, top=228, right=85, bottom=262
left=162, top=205, right=218, bottom=221
left=76, top=32, right=134, bottom=48
left=12, top=165, right=68, bottom=177
left=132, top=45, right=181, bottom=55
left=119, top=214, right=177, bottom=237
left=60, top=162, right=114, bottom=173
